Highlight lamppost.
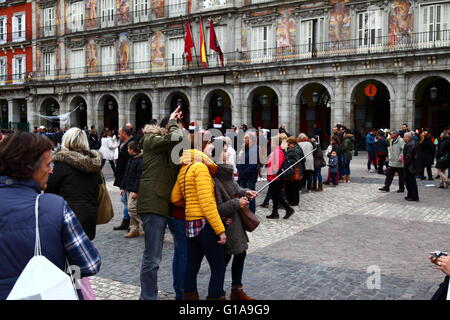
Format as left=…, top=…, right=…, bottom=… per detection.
left=141, top=100, right=147, bottom=110
left=108, top=101, right=114, bottom=111
left=430, top=86, right=438, bottom=101
left=312, top=92, right=319, bottom=105
left=261, top=94, right=269, bottom=106
left=79, top=103, right=85, bottom=111
left=177, top=98, right=183, bottom=108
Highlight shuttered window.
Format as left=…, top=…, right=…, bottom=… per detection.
left=133, top=41, right=149, bottom=73
left=12, top=14, right=26, bottom=42
left=133, top=0, right=149, bottom=23
left=168, top=37, right=184, bottom=71
left=168, top=0, right=185, bottom=18
left=43, top=7, right=56, bottom=37
left=71, top=49, right=85, bottom=78
left=44, top=52, right=56, bottom=78
left=101, top=0, right=115, bottom=28
left=0, top=17, right=6, bottom=44
left=0, top=57, right=6, bottom=83
left=357, top=8, right=383, bottom=47
left=101, top=45, right=116, bottom=75
left=250, top=25, right=273, bottom=63
left=70, top=2, right=84, bottom=32
left=12, top=56, right=26, bottom=82
left=420, top=4, right=450, bottom=42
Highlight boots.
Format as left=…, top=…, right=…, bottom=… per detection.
left=266, top=212, right=280, bottom=219
left=206, top=296, right=226, bottom=300
left=124, top=230, right=140, bottom=238
left=312, top=182, right=317, bottom=191
left=317, top=183, right=323, bottom=192
left=183, top=291, right=199, bottom=300
left=230, top=286, right=255, bottom=300
left=113, top=218, right=130, bottom=231
left=344, top=175, right=350, bottom=183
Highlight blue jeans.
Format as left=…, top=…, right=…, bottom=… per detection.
left=120, top=191, right=130, bottom=220
left=343, top=157, right=351, bottom=176
left=168, top=218, right=187, bottom=300
left=367, top=150, right=377, bottom=170
left=238, top=180, right=256, bottom=214
left=313, top=168, right=323, bottom=185
left=140, top=213, right=168, bottom=300
left=184, top=223, right=226, bottom=299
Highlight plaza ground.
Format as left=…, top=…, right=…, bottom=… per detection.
left=91, top=152, right=450, bottom=300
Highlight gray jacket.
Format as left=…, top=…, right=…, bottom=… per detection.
left=388, top=137, right=405, bottom=168
left=214, top=164, right=249, bottom=255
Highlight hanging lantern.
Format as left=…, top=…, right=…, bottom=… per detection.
left=430, top=87, right=438, bottom=101
left=108, top=101, right=114, bottom=110
left=312, top=92, right=320, bottom=104
left=217, top=96, right=223, bottom=108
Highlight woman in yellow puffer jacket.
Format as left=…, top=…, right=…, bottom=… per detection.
left=171, top=138, right=227, bottom=300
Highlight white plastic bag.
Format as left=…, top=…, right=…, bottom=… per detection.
left=6, top=194, right=79, bottom=300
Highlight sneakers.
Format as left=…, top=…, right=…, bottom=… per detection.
left=378, top=187, right=389, bottom=192
left=266, top=212, right=280, bottom=219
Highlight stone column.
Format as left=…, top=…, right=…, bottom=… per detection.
left=393, top=73, right=407, bottom=130
left=279, top=81, right=291, bottom=134
left=118, top=91, right=127, bottom=128
left=232, top=85, right=242, bottom=127
left=190, top=86, right=200, bottom=126
left=86, top=92, right=97, bottom=130
left=153, top=89, right=161, bottom=121
left=26, top=96, right=37, bottom=131
left=406, top=98, right=415, bottom=129
left=332, top=77, right=345, bottom=127
left=8, top=99, right=20, bottom=123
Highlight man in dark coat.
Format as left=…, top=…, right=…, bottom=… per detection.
left=237, top=132, right=259, bottom=213
left=113, top=126, right=134, bottom=230
left=403, top=132, right=419, bottom=201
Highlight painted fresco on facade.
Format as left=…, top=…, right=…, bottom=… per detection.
left=118, top=33, right=130, bottom=71
left=241, top=28, right=248, bottom=60
left=117, top=0, right=130, bottom=24
left=276, top=8, right=296, bottom=56
left=36, top=2, right=41, bottom=38
left=329, top=0, right=351, bottom=49
left=151, top=31, right=166, bottom=69
left=87, top=38, right=98, bottom=73
left=36, top=47, right=42, bottom=74
left=152, top=0, right=165, bottom=18
left=388, top=0, right=414, bottom=45
left=86, top=0, right=98, bottom=29
left=64, top=1, right=70, bottom=33
left=56, top=0, right=62, bottom=36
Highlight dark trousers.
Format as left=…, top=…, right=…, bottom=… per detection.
left=238, top=180, right=256, bottom=214
left=184, top=223, right=226, bottom=299
left=421, top=165, right=433, bottom=179
left=404, top=168, right=419, bottom=201
left=101, top=159, right=116, bottom=174
left=431, top=276, right=449, bottom=300
left=262, top=188, right=271, bottom=206
left=384, top=167, right=405, bottom=191
left=268, top=180, right=292, bottom=214
left=377, top=153, right=388, bottom=173
left=168, top=218, right=187, bottom=300
left=225, top=251, right=247, bottom=287
left=331, top=172, right=339, bottom=185
left=368, top=150, right=377, bottom=170
left=301, top=170, right=313, bottom=191
left=285, top=180, right=300, bottom=205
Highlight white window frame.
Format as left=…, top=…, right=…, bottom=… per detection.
left=43, top=52, right=56, bottom=79
left=70, top=49, right=85, bottom=79
left=0, top=57, right=7, bottom=85
left=299, top=17, right=327, bottom=58
left=0, top=16, right=7, bottom=44
left=250, top=25, right=274, bottom=63
left=70, top=1, right=85, bottom=33
left=168, top=0, right=186, bottom=18
left=356, top=6, right=384, bottom=52
left=133, top=41, right=149, bottom=73
left=43, top=7, right=56, bottom=37
left=133, top=0, right=149, bottom=23
left=167, top=37, right=184, bottom=71
left=12, top=55, right=26, bottom=83
left=101, top=45, right=116, bottom=75
left=12, top=12, right=26, bottom=42
left=419, top=3, right=450, bottom=46
left=101, top=0, right=115, bottom=28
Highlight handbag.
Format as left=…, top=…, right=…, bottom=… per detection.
left=436, top=155, right=449, bottom=169
left=7, top=194, right=79, bottom=300
left=96, top=174, right=114, bottom=225
left=221, top=181, right=260, bottom=233
left=287, top=166, right=302, bottom=181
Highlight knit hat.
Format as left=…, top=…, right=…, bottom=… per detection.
left=213, top=116, right=223, bottom=129
left=189, top=121, right=197, bottom=131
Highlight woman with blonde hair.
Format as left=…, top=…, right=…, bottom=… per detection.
left=46, top=127, right=103, bottom=240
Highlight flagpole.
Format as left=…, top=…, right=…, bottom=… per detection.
left=191, top=19, right=201, bottom=69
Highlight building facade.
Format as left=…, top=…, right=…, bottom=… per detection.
left=0, top=0, right=32, bottom=131
left=5, top=0, right=450, bottom=139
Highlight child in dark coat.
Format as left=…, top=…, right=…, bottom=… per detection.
left=120, top=141, right=143, bottom=238
left=328, top=151, right=339, bottom=186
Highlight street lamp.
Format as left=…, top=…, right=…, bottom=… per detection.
left=20, top=104, right=26, bottom=112
left=50, top=103, right=56, bottom=112
left=108, top=101, right=114, bottom=110
left=217, top=97, right=223, bottom=108
left=141, top=100, right=147, bottom=110
left=430, top=86, right=438, bottom=101
left=79, top=103, right=85, bottom=111
left=2, top=105, right=7, bottom=112
left=177, top=98, right=183, bottom=108
left=312, top=92, right=320, bottom=105
left=260, top=94, right=269, bottom=106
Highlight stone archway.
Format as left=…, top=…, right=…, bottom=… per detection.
left=130, top=93, right=152, bottom=132
left=248, top=86, right=279, bottom=130
left=166, top=91, right=190, bottom=128
left=39, top=97, right=61, bottom=129
left=98, top=94, right=119, bottom=132
left=69, top=96, right=88, bottom=129
left=204, top=89, right=232, bottom=129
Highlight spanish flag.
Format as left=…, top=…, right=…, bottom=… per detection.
left=199, top=19, right=207, bottom=69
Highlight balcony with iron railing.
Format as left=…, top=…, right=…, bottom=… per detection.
left=29, top=29, right=450, bottom=84
left=39, top=3, right=192, bottom=39
left=0, top=29, right=32, bottom=45
left=0, top=72, right=27, bottom=85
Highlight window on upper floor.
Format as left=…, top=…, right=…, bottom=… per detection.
left=299, top=17, right=326, bottom=55
left=133, top=41, right=149, bottom=73
left=203, top=0, right=226, bottom=9
left=133, top=0, right=149, bottom=23
left=43, top=7, right=56, bottom=37
left=168, top=37, right=184, bottom=71
left=250, top=25, right=274, bottom=63
left=0, top=57, right=6, bottom=84
left=12, top=56, right=25, bottom=82
left=70, top=1, right=85, bottom=32
left=101, top=45, right=116, bottom=75
left=101, top=0, right=115, bottom=28
left=12, top=13, right=25, bottom=42
left=250, top=0, right=272, bottom=4
left=419, top=3, right=450, bottom=42
left=0, top=17, right=6, bottom=44
left=357, top=7, right=384, bottom=47
left=44, top=52, right=55, bottom=79
left=168, top=0, right=186, bottom=18
left=70, top=49, right=85, bottom=78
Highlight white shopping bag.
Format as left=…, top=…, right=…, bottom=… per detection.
left=6, top=194, right=78, bottom=300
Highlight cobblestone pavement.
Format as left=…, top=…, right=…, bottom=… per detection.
left=91, top=152, right=450, bottom=300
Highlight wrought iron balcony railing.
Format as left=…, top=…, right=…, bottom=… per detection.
left=28, top=29, right=450, bottom=83
left=0, top=29, right=32, bottom=44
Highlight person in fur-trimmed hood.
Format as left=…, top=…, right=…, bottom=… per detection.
left=46, top=127, right=103, bottom=240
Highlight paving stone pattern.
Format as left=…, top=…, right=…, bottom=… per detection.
left=91, top=152, right=450, bottom=300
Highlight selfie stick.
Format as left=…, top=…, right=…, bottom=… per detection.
left=255, top=148, right=318, bottom=195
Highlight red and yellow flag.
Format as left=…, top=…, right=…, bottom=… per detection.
left=199, top=19, right=207, bottom=69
